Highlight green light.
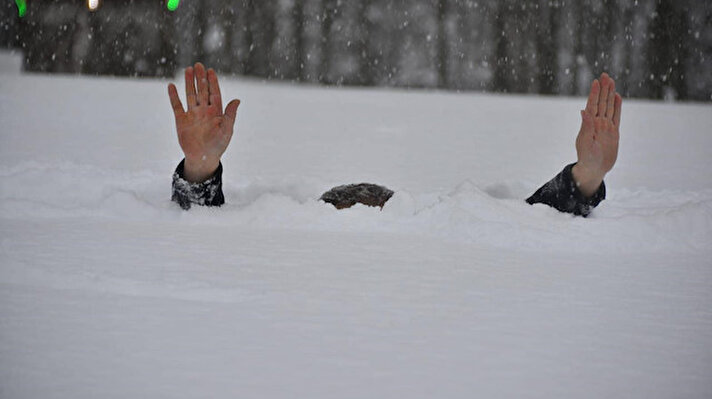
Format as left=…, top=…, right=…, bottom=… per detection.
left=167, top=0, right=180, bottom=12
left=16, top=0, right=27, bottom=18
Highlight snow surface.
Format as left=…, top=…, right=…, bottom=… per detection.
left=1, top=51, right=711, bottom=398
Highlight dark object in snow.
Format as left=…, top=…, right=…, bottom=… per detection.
left=172, top=159, right=224, bottom=210
left=320, top=183, right=394, bottom=210
left=525, top=163, right=605, bottom=217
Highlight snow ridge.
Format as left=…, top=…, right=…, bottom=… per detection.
left=2, top=162, right=710, bottom=254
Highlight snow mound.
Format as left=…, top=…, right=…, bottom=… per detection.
left=2, top=162, right=710, bottom=254
left=1, top=69, right=711, bottom=398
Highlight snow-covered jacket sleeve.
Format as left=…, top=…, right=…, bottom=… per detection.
left=526, top=163, right=605, bottom=217
left=171, top=159, right=225, bottom=210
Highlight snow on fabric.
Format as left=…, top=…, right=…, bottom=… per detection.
left=1, top=52, right=711, bottom=398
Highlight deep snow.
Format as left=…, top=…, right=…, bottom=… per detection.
left=1, top=51, right=711, bottom=398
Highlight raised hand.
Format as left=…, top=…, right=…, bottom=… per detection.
left=168, top=62, right=241, bottom=183
left=572, top=72, right=622, bottom=197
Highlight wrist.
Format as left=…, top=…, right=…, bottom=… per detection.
left=184, top=156, right=220, bottom=183
left=572, top=163, right=604, bottom=198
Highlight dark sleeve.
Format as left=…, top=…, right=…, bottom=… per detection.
left=526, top=163, right=605, bottom=217
left=171, top=159, right=225, bottom=210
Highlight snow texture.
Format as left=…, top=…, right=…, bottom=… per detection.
left=1, top=52, right=711, bottom=398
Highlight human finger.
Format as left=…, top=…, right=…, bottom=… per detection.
left=597, top=73, right=610, bottom=117
left=612, top=93, right=623, bottom=128
left=168, top=83, right=184, bottom=116
left=195, top=62, right=209, bottom=106
left=605, top=79, right=616, bottom=120
left=585, top=79, right=600, bottom=116
left=224, top=99, right=241, bottom=131
left=184, top=66, right=197, bottom=108
left=207, top=68, right=223, bottom=110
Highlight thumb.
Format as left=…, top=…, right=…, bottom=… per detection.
left=224, top=99, right=241, bottom=127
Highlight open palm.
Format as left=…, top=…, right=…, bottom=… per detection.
left=168, top=63, right=240, bottom=182
left=573, top=73, right=622, bottom=196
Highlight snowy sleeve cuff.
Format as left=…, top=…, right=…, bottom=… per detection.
left=526, top=163, right=606, bottom=217
left=171, top=159, right=225, bottom=210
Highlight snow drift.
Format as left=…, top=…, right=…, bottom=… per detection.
left=1, top=52, right=711, bottom=398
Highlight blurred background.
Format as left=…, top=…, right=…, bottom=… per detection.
left=1, top=0, right=711, bottom=101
